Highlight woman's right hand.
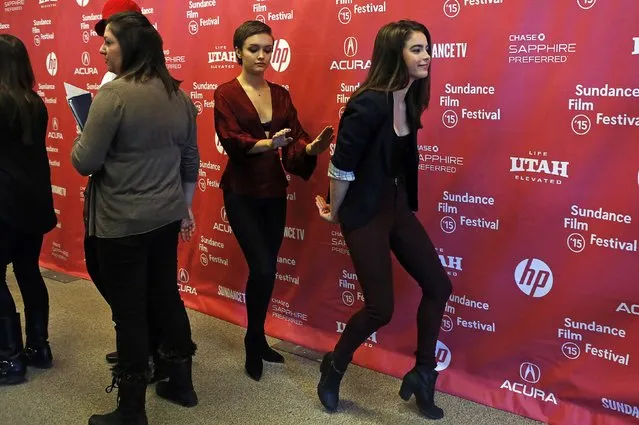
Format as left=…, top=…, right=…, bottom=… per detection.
left=180, top=207, right=196, bottom=242
left=271, top=128, right=293, bottom=149
left=315, top=195, right=338, bottom=224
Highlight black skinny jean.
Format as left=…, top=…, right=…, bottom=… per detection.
left=333, top=181, right=453, bottom=371
left=223, top=191, right=286, bottom=343
left=96, top=222, right=193, bottom=375
left=0, top=219, right=49, bottom=320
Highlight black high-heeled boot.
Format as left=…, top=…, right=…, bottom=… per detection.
left=399, top=365, right=444, bottom=419
left=0, top=313, right=27, bottom=385
left=261, top=337, right=284, bottom=364
left=244, top=335, right=263, bottom=381
left=317, top=352, right=345, bottom=412
left=24, top=309, right=53, bottom=369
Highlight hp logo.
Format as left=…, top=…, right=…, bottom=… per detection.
left=271, top=39, right=291, bottom=73
left=435, top=340, right=451, bottom=371
left=46, top=52, right=58, bottom=76
left=215, top=133, right=227, bottom=156
left=514, top=258, right=553, bottom=298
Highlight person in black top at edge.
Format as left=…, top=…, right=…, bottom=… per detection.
left=315, top=20, right=452, bottom=419
left=0, top=34, right=57, bottom=385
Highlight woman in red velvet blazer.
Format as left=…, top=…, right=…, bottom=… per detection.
left=214, top=20, right=333, bottom=382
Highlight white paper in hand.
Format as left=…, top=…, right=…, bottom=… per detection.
left=64, top=82, right=90, bottom=99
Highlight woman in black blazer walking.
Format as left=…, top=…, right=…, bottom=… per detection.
left=315, top=20, right=452, bottom=419
left=0, top=34, right=57, bottom=385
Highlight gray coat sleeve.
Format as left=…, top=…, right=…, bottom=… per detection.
left=71, top=87, right=124, bottom=176
left=179, top=90, right=200, bottom=184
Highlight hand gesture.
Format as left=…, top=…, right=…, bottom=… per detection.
left=306, top=126, right=335, bottom=156
left=315, top=195, right=338, bottom=223
left=271, top=128, right=293, bottom=149
left=180, top=207, right=196, bottom=242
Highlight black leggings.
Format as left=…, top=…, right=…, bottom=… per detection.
left=223, top=191, right=286, bottom=341
left=0, top=219, right=49, bottom=318
left=333, top=182, right=452, bottom=371
left=96, top=222, right=193, bottom=374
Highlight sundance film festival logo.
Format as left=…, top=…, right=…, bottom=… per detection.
left=46, top=52, right=58, bottom=76
left=76, top=0, right=89, bottom=6
left=577, top=0, right=597, bottom=10
left=514, top=258, right=553, bottom=298
left=338, top=7, right=352, bottom=24
left=444, top=0, right=503, bottom=18
left=271, top=39, right=291, bottom=72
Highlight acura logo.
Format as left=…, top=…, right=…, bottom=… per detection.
left=519, top=362, right=541, bottom=384
left=344, top=36, right=358, bottom=57
left=81, top=51, right=90, bottom=66
left=178, top=268, right=190, bottom=283
left=221, top=206, right=228, bottom=223
left=52, top=118, right=59, bottom=131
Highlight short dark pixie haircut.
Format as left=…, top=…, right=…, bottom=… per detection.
left=233, top=20, right=273, bottom=65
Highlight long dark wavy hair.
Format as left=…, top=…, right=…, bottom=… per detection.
left=106, top=12, right=181, bottom=95
left=0, top=34, right=39, bottom=145
left=351, top=20, right=432, bottom=129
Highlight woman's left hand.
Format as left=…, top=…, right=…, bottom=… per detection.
left=180, top=207, right=196, bottom=242
left=305, top=126, right=335, bottom=156
left=315, top=195, right=338, bottom=223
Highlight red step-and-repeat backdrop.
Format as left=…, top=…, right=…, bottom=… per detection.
left=2, top=0, right=638, bottom=423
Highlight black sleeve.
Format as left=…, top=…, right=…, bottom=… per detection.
left=331, top=90, right=387, bottom=172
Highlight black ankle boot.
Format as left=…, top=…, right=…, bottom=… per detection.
left=156, top=344, right=198, bottom=407
left=88, top=371, right=148, bottom=425
left=244, top=335, right=263, bottom=381
left=399, top=366, right=444, bottom=419
left=317, top=352, right=345, bottom=412
left=0, top=313, right=27, bottom=385
left=24, top=309, right=52, bottom=369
